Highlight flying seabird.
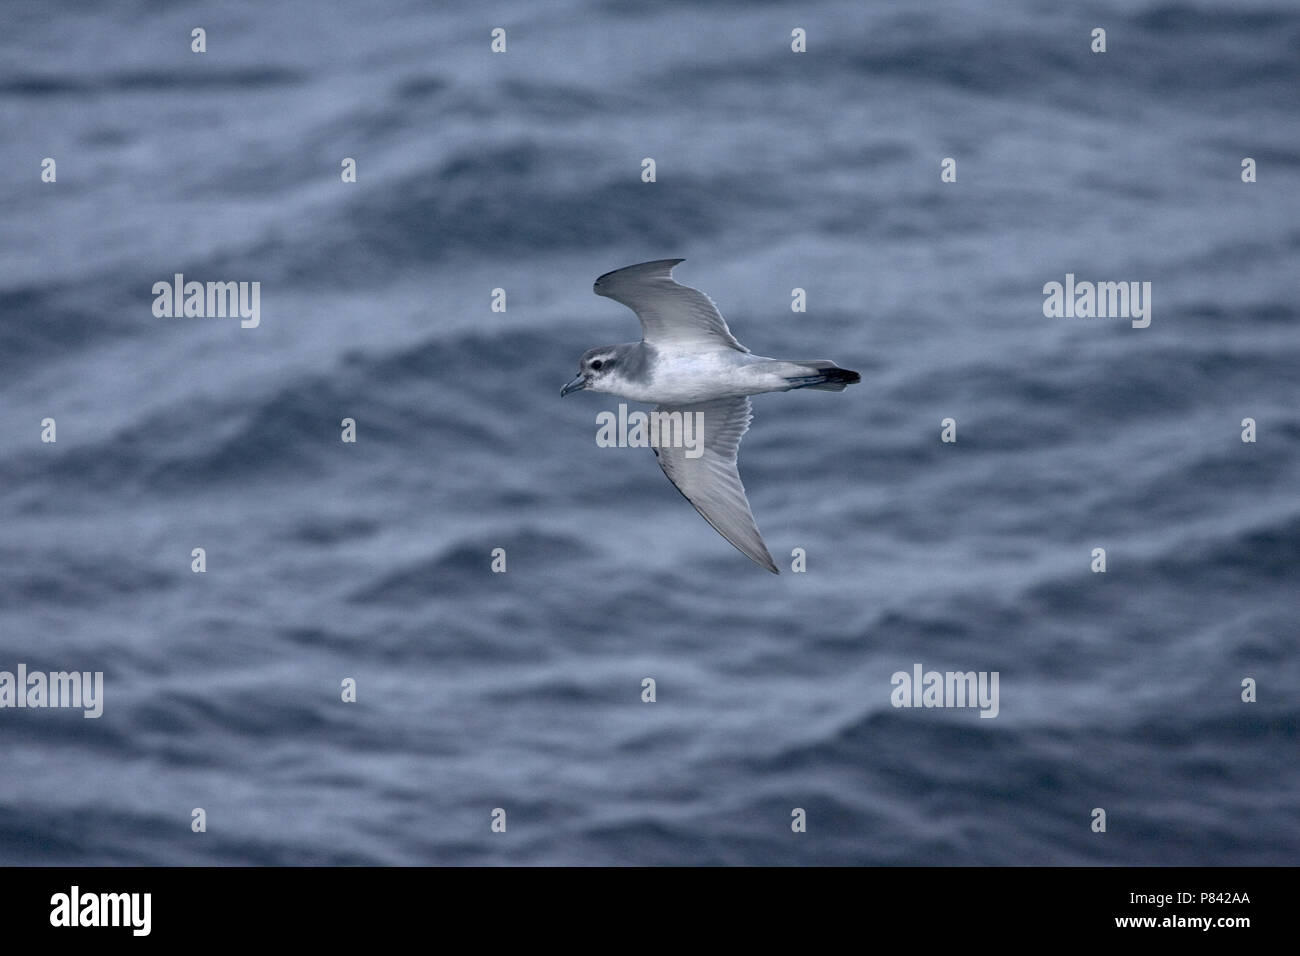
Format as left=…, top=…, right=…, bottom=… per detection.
left=561, top=259, right=859, bottom=573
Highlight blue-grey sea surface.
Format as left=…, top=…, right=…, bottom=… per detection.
left=1, top=0, right=1297, bottom=864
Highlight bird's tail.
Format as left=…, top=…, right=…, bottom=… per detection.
left=780, top=360, right=861, bottom=392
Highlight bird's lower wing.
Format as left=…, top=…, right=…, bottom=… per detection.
left=651, top=396, right=777, bottom=574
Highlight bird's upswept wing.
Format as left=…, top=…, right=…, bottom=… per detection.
left=651, top=396, right=777, bottom=573
left=593, top=259, right=749, bottom=353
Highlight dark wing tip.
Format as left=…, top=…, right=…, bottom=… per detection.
left=593, top=258, right=686, bottom=296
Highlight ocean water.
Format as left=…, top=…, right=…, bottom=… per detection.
left=1, top=0, right=1297, bottom=865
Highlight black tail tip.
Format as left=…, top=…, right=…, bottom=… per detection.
left=824, top=367, right=861, bottom=385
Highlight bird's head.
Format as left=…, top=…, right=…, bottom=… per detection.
left=561, top=347, right=621, bottom=397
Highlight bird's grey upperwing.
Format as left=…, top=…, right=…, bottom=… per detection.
left=593, top=259, right=750, bottom=353
left=651, top=396, right=777, bottom=573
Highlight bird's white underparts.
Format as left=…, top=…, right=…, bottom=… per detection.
left=562, top=258, right=860, bottom=574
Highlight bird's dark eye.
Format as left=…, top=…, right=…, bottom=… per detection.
left=590, top=360, right=603, bottom=370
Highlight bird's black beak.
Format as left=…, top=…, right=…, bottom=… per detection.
left=560, top=374, right=587, bottom=397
